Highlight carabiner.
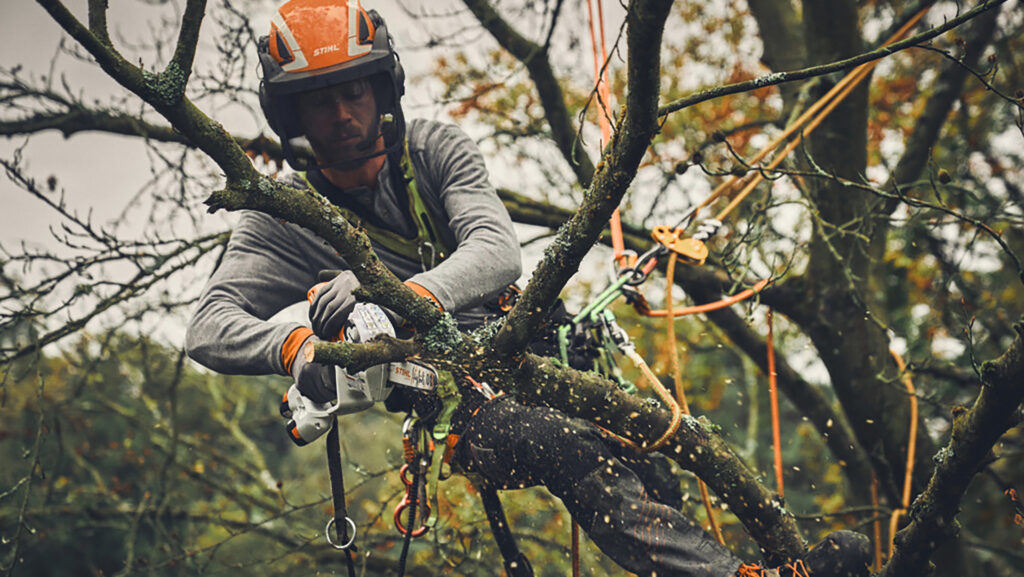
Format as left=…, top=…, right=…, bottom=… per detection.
left=399, top=463, right=416, bottom=487
left=614, top=249, right=639, bottom=271
left=622, top=245, right=667, bottom=286
left=418, top=242, right=437, bottom=272
left=394, top=498, right=430, bottom=537
left=394, top=464, right=430, bottom=537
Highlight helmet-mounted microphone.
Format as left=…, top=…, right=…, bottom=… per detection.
left=355, top=113, right=394, bottom=152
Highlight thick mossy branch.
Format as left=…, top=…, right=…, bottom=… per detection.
left=879, top=320, right=1024, bottom=577
left=517, top=353, right=806, bottom=559
left=491, top=0, right=674, bottom=358
left=206, top=178, right=444, bottom=330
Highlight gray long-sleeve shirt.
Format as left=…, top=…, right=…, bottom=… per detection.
left=186, top=119, right=522, bottom=376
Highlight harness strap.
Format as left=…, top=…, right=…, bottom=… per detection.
left=478, top=482, right=534, bottom=577
left=300, top=140, right=456, bottom=270
left=326, top=421, right=358, bottom=577
left=399, top=140, right=454, bottom=268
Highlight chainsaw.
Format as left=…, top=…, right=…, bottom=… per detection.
left=280, top=302, right=438, bottom=446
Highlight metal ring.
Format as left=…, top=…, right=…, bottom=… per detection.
left=325, top=516, right=357, bottom=550
left=624, top=270, right=649, bottom=286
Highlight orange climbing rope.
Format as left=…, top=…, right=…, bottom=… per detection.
left=886, top=350, right=919, bottom=558
left=587, top=0, right=629, bottom=269
left=628, top=350, right=684, bottom=451
left=640, top=279, right=773, bottom=318
left=639, top=7, right=931, bottom=517
left=685, top=6, right=930, bottom=225
left=872, top=474, right=883, bottom=571
left=577, top=2, right=931, bottom=566
left=666, top=252, right=726, bottom=544
left=766, top=309, right=784, bottom=499
left=579, top=4, right=626, bottom=561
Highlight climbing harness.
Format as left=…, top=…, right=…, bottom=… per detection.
left=423, top=373, right=461, bottom=533
left=307, top=368, right=532, bottom=576
left=388, top=375, right=536, bottom=576
left=301, top=140, right=456, bottom=271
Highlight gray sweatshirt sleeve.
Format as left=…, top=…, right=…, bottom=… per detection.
left=405, top=123, right=522, bottom=310
left=185, top=210, right=323, bottom=376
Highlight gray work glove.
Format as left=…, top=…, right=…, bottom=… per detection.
left=309, top=270, right=360, bottom=341
left=289, top=334, right=336, bottom=404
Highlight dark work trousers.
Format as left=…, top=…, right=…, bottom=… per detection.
left=454, top=395, right=743, bottom=577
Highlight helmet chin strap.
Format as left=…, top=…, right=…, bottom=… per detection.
left=303, top=113, right=398, bottom=174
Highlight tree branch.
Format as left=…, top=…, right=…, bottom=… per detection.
left=308, top=336, right=421, bottom=374
left=879, top=320, right=1024, bottom=576
left=746, top=0, right=806, bottom=113
left=885, top=7, right=1002, bottom=203
left=35, top=0, right=447, bottom=335
left=171, top=0, right=207, bottom=85
left=516, top=353, right=806, bottom=559
left=461, top=0, right=596, bottom=187
left=0, top=108, right=290, bottom=165
left=497, top=189, right=875, bottom=494
left=491, top=0, right=674, bottom=358
left=658, top=0, right=1008, bottom=117
left=86, top=0, right=111, bottom=46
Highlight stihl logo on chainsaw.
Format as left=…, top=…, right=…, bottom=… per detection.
left=390, top=362, right=437, bottom=391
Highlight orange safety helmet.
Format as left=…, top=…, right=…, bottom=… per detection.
left=258, top=0, right=405, bottom=170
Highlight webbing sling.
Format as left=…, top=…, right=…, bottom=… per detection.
left=326, top=422, right=358, bottom=577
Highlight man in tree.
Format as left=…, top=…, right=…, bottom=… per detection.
left=185, top=1, right=870, bottom=575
